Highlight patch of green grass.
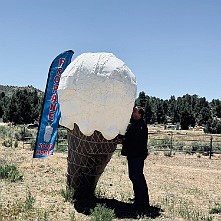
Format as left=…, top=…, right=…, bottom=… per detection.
left=0, top=196, right=49, bottom=221
left=161, top=194, right=213, bottom=221
left=90, top=203, right=115, bottom=221
left=0, top=164, right=23, bottom=182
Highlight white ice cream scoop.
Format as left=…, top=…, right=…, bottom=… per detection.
left=58, top=52, right=137, bottom=140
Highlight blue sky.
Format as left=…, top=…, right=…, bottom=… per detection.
left=0, top=0, right=220, bottom=101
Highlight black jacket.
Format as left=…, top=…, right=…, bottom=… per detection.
left=121, top=118, right=148, bottom=158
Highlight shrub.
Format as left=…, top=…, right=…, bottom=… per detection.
left=149, top=135, right=171, bottom=148
left=57, top=128, right=67, bottom=140
left=183, top=145, right=192, bottom=154
left=56, top=128, right=68, bottom=152
left=164, top=148, right=172, bottom=157
left=14, top=131, right=22, bottom=141
left=56, top=143, right=68, bottom=152
left=204, top=118, right=221, bottom=134
left=15, top=127, right=33, bottom=141
left=0, top=125, right=8, bottom=138
left=90, top=204, right=115, bottom=221
left=192, top=142, right=210, bottom=153
left=0, top=165, right=23, bottom=182
left=2, top=139, right=12, bottom=147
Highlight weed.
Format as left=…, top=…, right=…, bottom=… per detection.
left=23, top=190, right=35, bottom=211
left=36, top=208, right=49, bottom=220
left=14, top=140, right=18, bottom=148
left=90, top=203, right=115, bottom=221
left=70, top=210, right=76, bottom=221
left=209, top=203, right=221, bottom=214
left=60, top=186, right=75, bottom=203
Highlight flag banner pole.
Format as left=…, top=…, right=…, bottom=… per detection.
left=33, top=50, right=74, bottom=158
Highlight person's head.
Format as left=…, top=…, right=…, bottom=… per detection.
left=132, top=106, right=145, bottom=120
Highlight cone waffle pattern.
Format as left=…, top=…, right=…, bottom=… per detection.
left=67, top=123, right=117, bottom=198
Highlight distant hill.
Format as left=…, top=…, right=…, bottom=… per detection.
left=0, top=85, right=43, bottom=97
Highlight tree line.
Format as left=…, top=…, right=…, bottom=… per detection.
left=135, top=91, right=221, bottom=134
left=0, top=88, right=43, bottom=125
left=0, top=88, right=221, bottom=134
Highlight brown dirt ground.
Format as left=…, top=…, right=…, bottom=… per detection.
left=0, top=138, right=221, bottom=221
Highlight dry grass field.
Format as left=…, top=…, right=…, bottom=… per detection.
left=0, top=126, right=221, bottom=221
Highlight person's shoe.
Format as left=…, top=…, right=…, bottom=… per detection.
left=133, top=201, right=150, bottom=211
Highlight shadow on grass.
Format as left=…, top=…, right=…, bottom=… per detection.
left=74, top=197, right=162, bottom=219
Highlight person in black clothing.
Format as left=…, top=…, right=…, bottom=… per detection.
left=118, top=106, right=149, bottom=209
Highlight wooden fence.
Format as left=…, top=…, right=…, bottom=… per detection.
left=21, top=126, right=221, bottom=158
left=148, top=131, right=221, bottom=158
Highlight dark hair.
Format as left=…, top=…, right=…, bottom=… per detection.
left=134, top=106, right=145, bottom=117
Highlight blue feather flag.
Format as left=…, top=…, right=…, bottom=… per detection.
left=33, top=50, right=74, bottom=158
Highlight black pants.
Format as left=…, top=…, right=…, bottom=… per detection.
left=127, top=156, right=149, bottom=206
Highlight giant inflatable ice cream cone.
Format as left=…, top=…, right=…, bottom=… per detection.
left=58, top=52, right=137, bottom=200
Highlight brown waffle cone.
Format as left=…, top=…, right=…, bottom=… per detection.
left=67, top=123, right=117, bottom=200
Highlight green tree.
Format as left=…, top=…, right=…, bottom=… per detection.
left=144, top=96, right=153, bottom=123
left=2, top=88, right=43, bottom=124
left=156, top=99, right=166, bottom=124
left=0, top=92, right=5, bottom=118
left=196, top=107, right=212, bottom=126
left=2, top=96, right=10, bottom=122
left=210, top=99, right=221, bottom=118
left=204, top=118, right=221, bottom=134
left=180, top=109, right=195, bottom=130
left=135, top=91, right=147, bottom=108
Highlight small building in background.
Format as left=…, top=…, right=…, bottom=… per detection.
left=164, top=123, right=180, bottom=130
